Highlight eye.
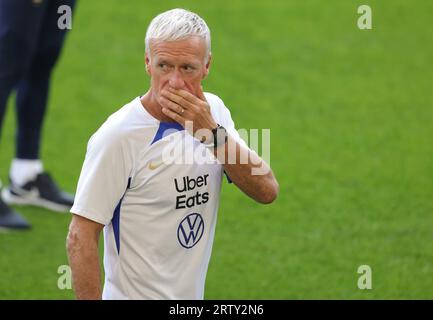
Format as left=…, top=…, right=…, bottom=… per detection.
left=183, top=65, right=195, bottom=72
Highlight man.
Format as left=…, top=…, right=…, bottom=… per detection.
left=67, top=8, right=279, bottom=300
left=0, top=0, right=76, bottom=230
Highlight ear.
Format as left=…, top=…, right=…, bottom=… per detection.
left=202, top=53, right=212, bottom=80
left=145, top=53, right=151, bottom=75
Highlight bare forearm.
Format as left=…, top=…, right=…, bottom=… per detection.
left=159, top=87, right=279, bottom=203
left=214, top=135, right=279, bottom=204
left=67, top=233, right=102, bottom=300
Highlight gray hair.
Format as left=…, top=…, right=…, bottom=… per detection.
left=145, top=8, right=211, bottom=61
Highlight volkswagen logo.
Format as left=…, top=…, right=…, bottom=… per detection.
left=177, top=213, right=204, bottom=249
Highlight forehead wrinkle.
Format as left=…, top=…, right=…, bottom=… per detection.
left=149, top=38, right=206, bottom=64
left=155, top=53, right=200, bottom=66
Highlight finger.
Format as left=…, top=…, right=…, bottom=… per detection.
left=161, top=107, right=185, bottom=126
left=161, top=89, right=194, bottom=109
left=168, top=87, right=202, bottom=105
left=160, top=96, right=185, bottom=115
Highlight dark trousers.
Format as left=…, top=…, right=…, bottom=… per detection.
left=0, top=0, right=76, bottom=159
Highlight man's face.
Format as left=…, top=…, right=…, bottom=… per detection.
left=145, top=36, right=211, bottom=103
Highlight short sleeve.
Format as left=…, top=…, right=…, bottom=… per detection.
left=70, top=129, right=133, bottom=225
left=221, top=108, right=249, bottom=150
left=207, top=93, right=249, bottom=150
left=206, top=93, right=250, bottom=183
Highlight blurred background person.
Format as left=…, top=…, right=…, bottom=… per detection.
left=0, top=0, right=76, bottom=230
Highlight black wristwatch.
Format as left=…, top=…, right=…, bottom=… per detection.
left=203, top=124, right=228, bottom=149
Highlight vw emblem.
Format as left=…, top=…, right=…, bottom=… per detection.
left=177, top=213, right=204, bottom=249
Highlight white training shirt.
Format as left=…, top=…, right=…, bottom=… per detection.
left=70, top=93, right=247, bottom=300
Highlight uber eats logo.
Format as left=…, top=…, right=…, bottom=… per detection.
left=174, top=174, right=209, bottom=209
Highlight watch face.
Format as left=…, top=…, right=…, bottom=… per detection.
left=215, top=125, right=228, bottom=147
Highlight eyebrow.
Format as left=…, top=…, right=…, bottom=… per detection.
left=157, top=59, right=172, bottom=65
left=156, top=57, right=198, bottom=66
left=181, top=63, right=196, bottom=68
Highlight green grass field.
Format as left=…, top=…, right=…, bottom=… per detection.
left=1, top=0, right=432, bottom=299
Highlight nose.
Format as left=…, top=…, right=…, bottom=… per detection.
left=168, top=69, right=185, bottom=89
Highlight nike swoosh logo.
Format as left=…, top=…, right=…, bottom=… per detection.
left=148, top=159, right=165, bottom=170
left=11, top=186, right=40, bottom=198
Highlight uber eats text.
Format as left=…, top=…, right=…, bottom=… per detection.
left=174, top=174, right=209, bottom=209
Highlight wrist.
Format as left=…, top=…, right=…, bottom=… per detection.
left=202, top=124, right=228, bottom=149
